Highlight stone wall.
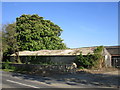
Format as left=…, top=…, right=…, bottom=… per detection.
left=6, top=63, right=77, bottom=75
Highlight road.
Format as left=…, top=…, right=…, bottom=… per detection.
left=2, top=71, right=53, bottom=88
left=1, top=71, right=119, bottom=89
left=1, top=71, right=92, bottom=89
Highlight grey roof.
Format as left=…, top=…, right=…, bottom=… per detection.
left=105, top=46, right=120, bottom=55
left=11, top=47, right=96, bottom=56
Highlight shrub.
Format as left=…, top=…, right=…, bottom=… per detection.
left=74, top=52, right=94, bottom=68
left=74, top=46, right=104, bottom=69
left=2, top=61, right=10, bottom=69
left=2, top=61, right=16, bottom=71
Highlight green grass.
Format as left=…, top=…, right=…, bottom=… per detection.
left=2, top=69, right=15, bottom=72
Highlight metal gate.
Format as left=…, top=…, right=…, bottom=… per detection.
left=112, top=57, right=120, bottom=68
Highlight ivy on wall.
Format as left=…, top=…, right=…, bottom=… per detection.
left=74, top=46, right=104, bottom=69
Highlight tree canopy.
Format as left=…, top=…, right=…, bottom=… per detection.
left=16, top=14, right=67, bottom=51
left=2, top=14, right=67, bottom=62
left=2, top=23, right=17, bottom=56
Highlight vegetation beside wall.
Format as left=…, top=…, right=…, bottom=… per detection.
left=74, top=46, right=104, bottom=69
left=2, top=61, right=16, bottom=72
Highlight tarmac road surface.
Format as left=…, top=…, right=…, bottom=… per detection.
left=1, top=71, right=118, bottom=90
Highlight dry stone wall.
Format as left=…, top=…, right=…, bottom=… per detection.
left=6, top=63, right=77, bottom=75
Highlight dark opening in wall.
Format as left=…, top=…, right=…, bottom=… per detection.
left=111, top=56, right=120, bottom=68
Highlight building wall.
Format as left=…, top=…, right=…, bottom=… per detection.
left=102, top=48, right=112, bottom=67
left=49, top=56, right=76, bottom=64
left=10, top=55, right=77, bottom=64
left=10, top=48, right=112, bottom=67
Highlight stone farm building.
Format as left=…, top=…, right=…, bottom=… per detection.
left=10, top=47, right=95, bottom=65
left=10, top=46, right=120, bottom=67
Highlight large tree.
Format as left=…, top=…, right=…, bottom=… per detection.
left=16, top=14, right=66, bottom=51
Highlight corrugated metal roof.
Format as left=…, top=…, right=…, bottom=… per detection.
left=11, top=47, right=96, bottom=56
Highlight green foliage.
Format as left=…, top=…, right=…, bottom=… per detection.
left=74, top=46, right=104, bottom=69
left=2, top=14, right=67, bottom=63
left=78, top=66, right=85, bottom=69
left=2, top=23, right=20, bottom=63
left=2, top=61, right=16, bottom=71
left=74, top=52, right=95, bottom=68
left=94, top=46, right=104, bottom=54
left=2, top=23, right=17, bottom=53
left=93, top=46, right=104, bottom=63
left=93, top=46, right=104, bottom=68
left=3, top=61, right=10, bottom=69
left=16, top=14, right=67, bottom=51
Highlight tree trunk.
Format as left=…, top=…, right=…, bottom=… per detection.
left=14, top=52, right=21, bottom=64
